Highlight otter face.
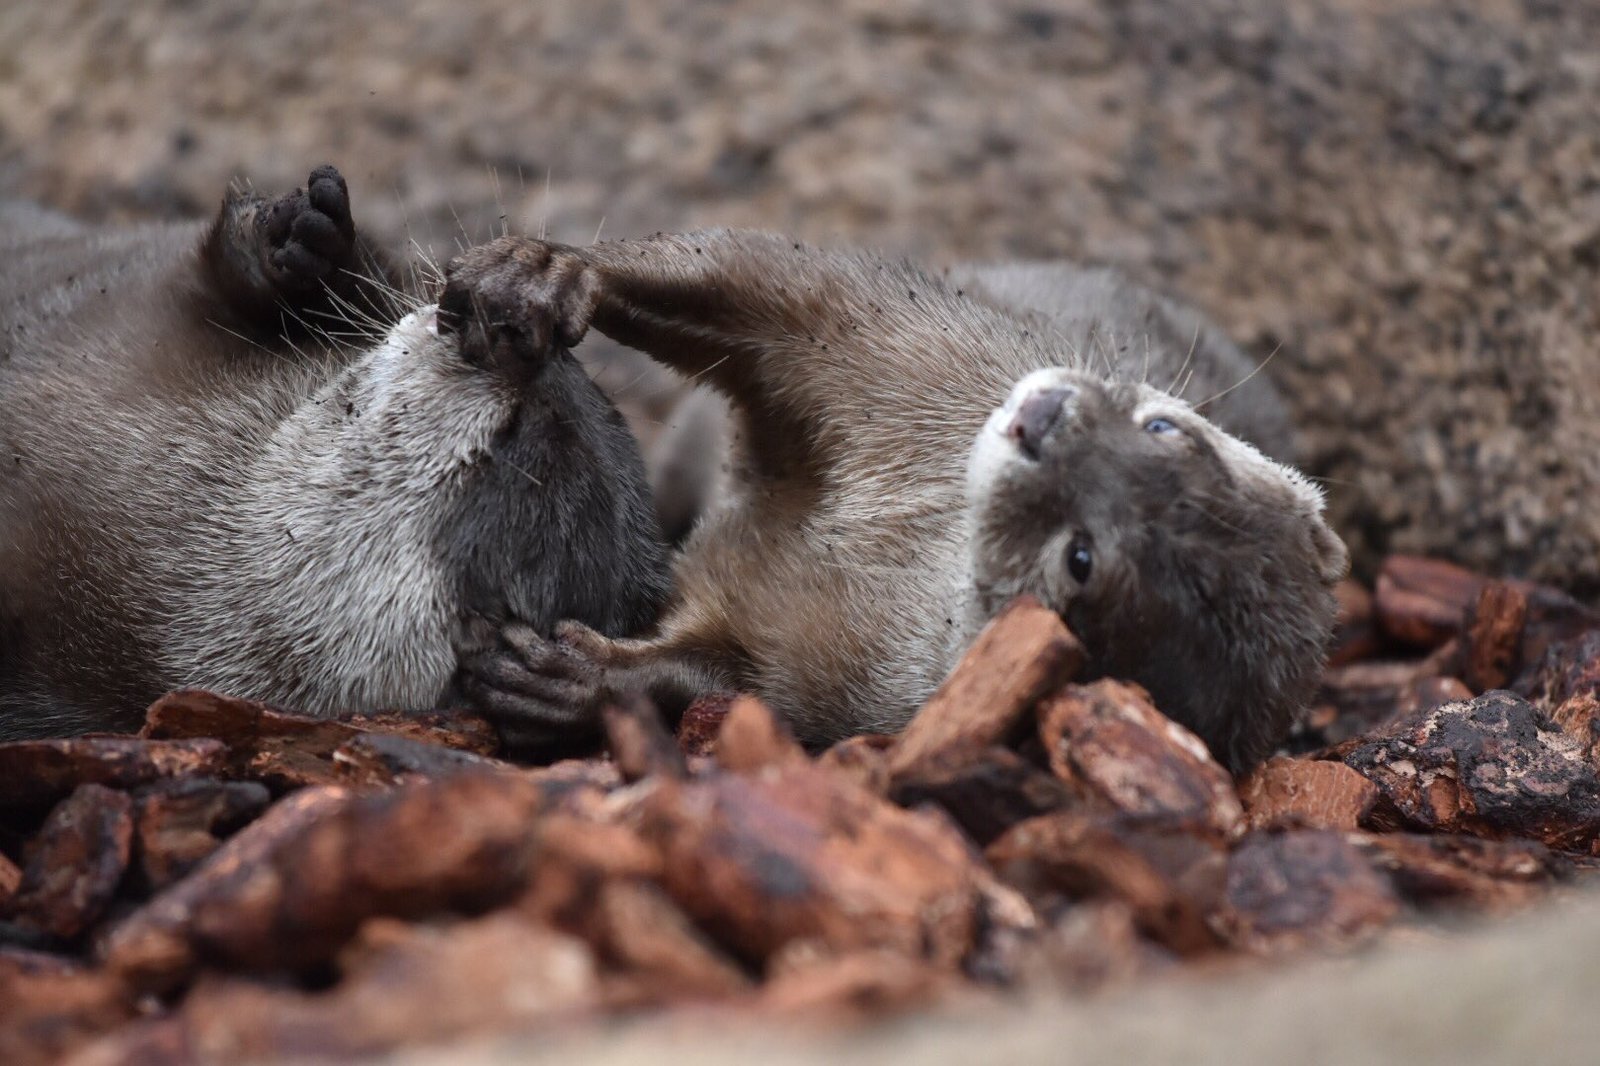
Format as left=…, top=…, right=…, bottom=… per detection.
left=965, top=367, right=1348, bottom=771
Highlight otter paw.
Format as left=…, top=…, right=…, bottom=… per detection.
left=257, top=164, right=358, bottom=295
left=458, top=621, right=609, bottom=752
left=438, top=237, right=600, bottom=374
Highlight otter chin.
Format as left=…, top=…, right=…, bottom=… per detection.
left=966, top=367, right=1346, bottom=770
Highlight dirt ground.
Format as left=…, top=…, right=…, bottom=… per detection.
left=2, top=0, right=1598, bottom=591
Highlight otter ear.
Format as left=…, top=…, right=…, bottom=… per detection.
left=1310, top=520, right=1349, bottom=585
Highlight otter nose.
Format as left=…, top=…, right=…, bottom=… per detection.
left=1008, top=387, right=1072, bottom=459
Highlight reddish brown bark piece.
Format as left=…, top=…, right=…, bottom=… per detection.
left=715, top=696, right=807, bottom=774
left=119, top=914, right=596, bottom=1061
left=817, top=735, right=894, bottom=796
left=1037, top=680, right=1242, bottom=838
left=591, top=880, right=751, bottom=1001
left=1238, top=757, right=1380, bottom=831
left=100, top=785, right=349, bottom=992
left=1353, top=832, right=1566, bottom=913
left=1518, top=630, right=1600, bottom=767
left=677, top=693, right=737, bottom=758
left=1374, top=555, right=1486, bottom=648
left=519, top=815, right=664, bottom=934
left=1314, top=651, right=1467, bottom=746
left=0, top=948, right=136, bottom=1066
left=888, top=595, right=1084, bottom=779
left=1395, top=676, right=1474, bottom=719
left=331, top=731, right=511, bottom=787
left=1216, top=830, right=1400, bottom=954
left=1329, top=579, right=1380, bottom=668
left=143, top=691, right=366, bottom=788
left=0, top=852, right=20, bottom=907
left=0, top=736, right=225, bottom=812
left=1334, top=690, right=1600, bottom=850
left=1463, top=580, right=1528, bottom=692
left=103, top=772, right=542, bottom=992
left=986, top=811, right=1224, bottom=956
left=1519, top=585, right=1600, bottom=669
left=523, top=759, right=624, bottom=819
left=1372, top=557, right=1599, bottom=661
left=345, top=711, right=499, bottom=755
left=602, top=695, right=688, bottom=783
left=640, top=764, right=980, bottom=966
left=132, top=778, right=271, bottom=891
left=8, top=785, right=133, bottom=941
left=143, top=689, right=495, bottom=790
left=890, top=746, right=1072, bottom=846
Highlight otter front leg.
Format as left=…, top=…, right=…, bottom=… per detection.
left=466, top=231, right=1040, bottom=472
left=459, top=622, right=724, bottom=753
left=199, top=164, right=397, bottom=333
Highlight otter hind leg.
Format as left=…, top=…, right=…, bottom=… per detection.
left=200, top=164, right=395, bottom=332
left=256, top=165, right=358, bottom=292
left=457, top=621, right=725, bottom=754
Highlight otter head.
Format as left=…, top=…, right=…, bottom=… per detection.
left=965, top=367, right=1347, bottom=772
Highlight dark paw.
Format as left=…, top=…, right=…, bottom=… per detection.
left=457, top=622, right=607, bottom=752
left=438, top=238, right=600, bottom=377
left=257, top=165, right=358, bottom=296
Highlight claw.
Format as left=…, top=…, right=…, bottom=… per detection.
left=457, top=623, right=609, bottom=751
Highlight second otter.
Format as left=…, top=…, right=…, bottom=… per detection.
left=456, top=232, right=1346, bottom=772
left=0, top=168, right=670, bottom=739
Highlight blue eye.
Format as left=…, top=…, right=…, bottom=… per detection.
left=1066, top=533, right=1093, bottom=584
left=1145, top=417, right=1179, bottom=435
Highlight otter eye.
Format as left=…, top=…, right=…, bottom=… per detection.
left=1145, top=417, right=1180, bottom=436
left=1066, top=533, right=1094, bottom=585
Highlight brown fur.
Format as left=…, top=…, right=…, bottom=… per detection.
left=456, top=232, right=1346, bottom=770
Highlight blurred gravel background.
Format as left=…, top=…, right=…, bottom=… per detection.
left=3, top=0, right=1598, bottom=592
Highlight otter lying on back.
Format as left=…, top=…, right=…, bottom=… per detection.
left=0, top=168, right=669, bottom=739
left=455, top=233, right=1347, bottom=770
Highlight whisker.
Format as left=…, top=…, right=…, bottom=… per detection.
left=538, top=167, right=552, bottom=240
left=1189, top=500, right=1254, bottom=539
left=489, top=165, right=508, bottom=239
left=686, top=352, right=734, bottom=384
left=599, top=365, right=660, bottom=400
left=1193, top=342, right=1285, bottom=412
left=205, top=318, right=278, bottom=359
left=1164, top=320, right=1202, bottom=397
left=498, top=455, right=544, bottom=487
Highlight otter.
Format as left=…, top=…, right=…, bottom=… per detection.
left=629, top=259, right=1300, bottom=548
left=454, top=232, right=1347, bottom=771
left=0, top=167, right=670, bottom=740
